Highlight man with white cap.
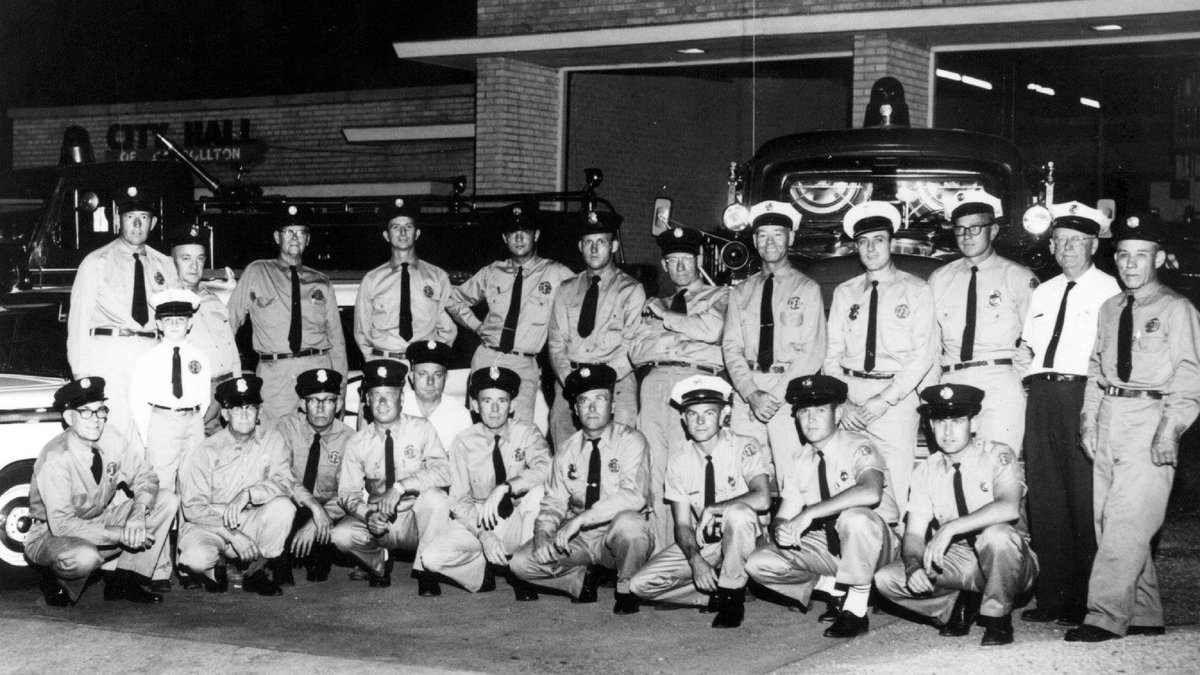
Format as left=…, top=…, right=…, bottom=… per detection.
left=825, top=201, right=937, bottom=513
left=628, top=374, right=769, bottom=629
left=929, top=190, right=1038, bottom=451
left=632, top=225, right=730, bottom=550
left=721, top=201, right=826, bottom=482
left=1018, top=201, right=1119, bottom=626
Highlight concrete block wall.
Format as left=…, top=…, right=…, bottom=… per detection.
left=9, top=86, right=475, bottom=189
left=852, top=33, right=931, bottom=128
left=475, top=58, right=562, bottom=194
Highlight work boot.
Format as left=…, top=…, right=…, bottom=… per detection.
left=613, top=591, right=640, bottom=615
left=573, top=565, right=599, bottom=604
left=939, top=591, right=981, bottom=637
left=824, top=611, right=869, bottom=638
left=417, top=571, right=442, bottom=597
left=711, top=587, right=746, bottom=629
left=104, top=570, right=163, bottom=604
left=980, top=613, right=1015, bottom=646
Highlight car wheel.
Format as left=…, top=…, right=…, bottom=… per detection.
left=0, top=462, right=34, bottom=571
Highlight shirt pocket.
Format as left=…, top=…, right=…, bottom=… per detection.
left=526, top=295, right=552, bottom=327
left=370, top=296, right=392, bottom=330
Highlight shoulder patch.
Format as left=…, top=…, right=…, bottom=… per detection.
left=997, top=451, right=1015, bottom=467
left=855, top=445, right=872, bottom=459
left=742, top=443, right=758, bottom=458
left=1029, top=277, right=1039, bottom=289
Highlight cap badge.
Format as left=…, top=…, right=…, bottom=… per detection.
left=801, top=378, right=812, bottom=388
left=189, top=225, right=199, bottom=237
left=427, top=340, right=436, bottom=349
left=580, top=367, right=591, bottom=378
left=317, top=370, right=328, bottom=383
left=81, top=378, right=91, bottom=389
left=287, top=205, right=298, bottom=216
left=673, top=227, right=683, bottom=238
left=764, top=202, right=774, bottom=212
left=939, top=386, right=953, bottom=400
left=1127, top=216, right=1140, bottom=228
left=587, top=211, right=598, bottom=225
left=236, top=379, right=248, bottom=393
left=126, top=186, right=138, bottom=198
left=376, top=365, right=388, bottom=378
left=1069, top=203, right=1078, bottom=214
left=394, top=198, right=404, bottom=208
left=489, top=366, right=500, bottom=380
left=956, top=192, right=966, bottom=202
left=513, top=206, right=522, bottom=216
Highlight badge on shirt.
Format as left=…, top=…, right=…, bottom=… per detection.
left=328, top=449, right=341, bottom=464
left=849, top=304, right=860, bottom=321
left=742, top=444, right=757, bottom=458
left=980, top=481, right=990, bottom=493
left=539, top=281, right=552, bottom=295
left=856, top=445, right=872, bottom=459
left=423, top=285, right=434, bottom=299
left=895, top=304, right=910, bottom=319
left=188, top=360, right=201, bottom=374
left=311, top=289, right=325, bottom=302
left=608, top=458, right=620, bottom=473
left=404, top=445, right=418, bottom=459
left=154, top=271, right=165, bottom=286
left=1146, top=318, right=1161, bottom=333
left=840, top=471, right=850, bottom=482
left=1029, top=278, right=1040, bottom=290
left=567, top=463, right=579, bottom=480
left=988, top=290, right=1001, bottom=307
left=787, top=296, right=801, bottom=310
left=514, top=448, right=525, bottom=462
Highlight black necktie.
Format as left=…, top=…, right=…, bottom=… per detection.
left=171, top=346, right=183, bottom=399
left=1117, top=294, right=1134, bottom=383
left=90, top=447, right=103, bottom=484
left=704, top=455, right=715, bottom=508
left=815, top=450, right=841, bottom=556
left=399, top=263, right=413, bottom=341
left=952, top=462, right=976, bottom=547
left=492, top=434, right=507, bottom=486
left=302, top=432, right=321, bottom=492
left=499, top=266, right=523, bottom=353
left=1042, top=281, right=1076, bottom=369
left=288, top=265, right=302, bottom=354
left=670, top=289, right=687, bottom=314
left=578, top=275, right=600, bottom=338
left=960, top=266, right=978, bottom=362
left=864, top=280, right=879, bottom=372
left=384, top=429, right=395, bottom=487
left=757, top=274, right=774, bottom=370
left=131, top=253, right=148, bottom=326
left=584, top=438, right=601, bottom=508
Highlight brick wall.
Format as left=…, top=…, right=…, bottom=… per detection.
left=478, top=0, right=1055, bottom=35
left=9, top=86, right=475, bottom=189
left=475, top=58, right=562, bottom=194
left=852, top=33, right=930, bottom=128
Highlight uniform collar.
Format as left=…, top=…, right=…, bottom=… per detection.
left=865, top=264, right=898, bottom=284
left=934, top=439, right=980, bottom=472
left=114, top=237, right=146, bottom=256
left=580, top=422, right=615, bottom=450
left=1128, top=280, right=1162, bottom=303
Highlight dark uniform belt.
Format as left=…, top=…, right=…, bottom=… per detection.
left=259, top=348, right=329, bottom=361
left=747, top=361, right=787, bottom=374
left=212, top=372, right=235, bottom=384
left=1103, top=385, right=1164, bottom=400
left=90, top=327, right=157, bottom=339
left=1023, top=372, right=1087, bottom=385
left=842, top=367, right=894, bottom=380
left=644, top=361, right=723, bottom=376
left=150, top=403, right=201, bottom=413
left=482, top=343, right=539, bottom=358
left=369, top=348, right=407, bottom=360
left=569, top=361, right=603, bottom=370
left=942, top=358, right=1014, bottom=373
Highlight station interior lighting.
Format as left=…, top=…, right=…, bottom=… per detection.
left=935, top=68, right=962, bottom=81
left=960, top=75, right=993, bottom=90
left=1080, top=97, right=1101, bottom=109
left=1026, top=83, right=1055, bottom=96
left=676, top=47, right=706, bottom=54
left=1091, top=24, right=1123, bottom=31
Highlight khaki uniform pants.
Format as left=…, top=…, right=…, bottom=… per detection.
left=509, top=510, right=653, bottom=598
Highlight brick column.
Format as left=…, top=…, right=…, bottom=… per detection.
left=475, top=57, right=562, bottom=193
left=852, top=33, right=931, bottom=128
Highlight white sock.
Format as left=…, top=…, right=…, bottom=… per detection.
left=815, top=575, right=843, bottom=596
left=843, top=585, right=871, bottom=617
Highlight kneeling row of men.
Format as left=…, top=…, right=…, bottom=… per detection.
left=30, top=356, right=1033, bottom=647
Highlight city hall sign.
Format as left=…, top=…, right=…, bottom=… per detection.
left=105, top=118, right=265, bottom=163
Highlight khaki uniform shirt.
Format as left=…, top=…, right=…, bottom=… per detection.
left=722, top=265, right=826, bottom=400
left=448, top=421, right=552, bottom=534
left=630, top=283, right=729, bottom=370
left=779, top=429, right=899, bottom=524
left=663, top=429, right=769, bottom=521
left=825, top=265, right=938, bottom=405
left=448, top=255, right=574, bottom=353
left=227, top=258, right=348, bottom=374
left=337, top=414, right=451, bottom=518
left=929, top=252, right=1037, bottom=367
left=908, top=439, right=1026, bottom=535
left=189, top=285, right=241, bottom=378
left=354, top=258, right=457, bottom=357
left=535, top=422, right=650, bottom=534
left=178, top=427, right=294, bottom=530
left=275, top=411, right=353, bottom=519
left=68, top=238, right=176, bottom=376
left=548, top=265, right=645, bottom=382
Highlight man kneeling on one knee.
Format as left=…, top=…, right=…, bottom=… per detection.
left=745, top=374, right=900, bottom=638
left=509, top=364, right=654, bottom=614
left=629, top=375, right=770, bottom=628
left=874, top=384, right=1038, bottom=647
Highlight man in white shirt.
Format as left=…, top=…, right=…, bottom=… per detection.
left=403, top=340, right=472, bottom=449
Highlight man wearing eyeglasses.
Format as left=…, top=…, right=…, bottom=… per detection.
left=1017, top=202, right=1120, bottom=627
left=25, top=377, right=178, bottom=607
left=929, top=191, right=1039, bottom=452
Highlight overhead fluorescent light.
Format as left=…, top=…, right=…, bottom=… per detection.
left=935, top=68, right=962, bottom=81
left=1080, top=97, right=1101, bottom=109
left=1091, top=24, right=1123, bottom=31
left=961, top=75, right=993, bottom=91
left=1027, top=83, right=1055, bottom=96
left=676, top=48, right=706, bottom=55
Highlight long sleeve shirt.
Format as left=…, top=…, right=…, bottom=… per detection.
left=68, top=238, right=176, bottom=376
left=448, top=421, right=552, bottom=535
left=128, top=339, right=211, bottom=443
left=534, top=422, right=649, bottom=535
left=663, top=429, right=769, bottom=521
left=28, top=428, right=159, bottom=543
left=825, top=266, right=937, bottom=405
left=1083, top=281, right=1200, bottom=442
left=630, top=283, right=729, bottom=370
left=928, top=252, right=1037, bottom=368
left=227, top=258, right=348, bottom=374
left=178, top=427, right=293, bottom=530
left=447, top=255, right=574, bottom=353
left=548, top=265, right=645, bottom=383
left=189, top=285, right=242, bottom=378
left=274, top=411, right=354, bottom=519
left=354, top=257, right=457, bottom=357
left=337, top=414, right=451, bottom=518
left=1021, top=265, right=1120, bottom=377
left=722, top=265, right=826, bottom=400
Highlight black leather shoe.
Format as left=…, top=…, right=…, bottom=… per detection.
left=510, top=575, right=539, bottom=602
left=980, top=614, right=1015, bottom=646
left=1126, top=625, right=1165, bottom=637
left=200, top=566, right=229, bottom=593
left=1020, top=606, right=1059, bottom=623
left=368, top=559, right=393, bottom=588
left=824, top=611, right=869, bottom=638
left=149, top=579, right=172, bottom=594
left=700, top=593, right=720, bottom=614
left=711, top=588, right=745, bottom=629
left=41, top=575, right=73, bottom=608
left=306, top=562, right=331, bottom=583
left=818, top=597, right=844, bottom=623
left=939, top=591, right=981, bottom=637
left=613, top=591, right=640, bottom=615
left=122, top=582, right=165, bottom=604
left=417, top=572, right=442, bottom=597
left=478, top=564, right=497, bottom=593
left=274, top=556, right=296, bottom=587
left=573, top=565, right=599, bottom=604
left=242, top=569, right=283, bottom=597
left=1064, top=624, right=1122, bottom=642
left=1057, top=610, right=1086, bottom=626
